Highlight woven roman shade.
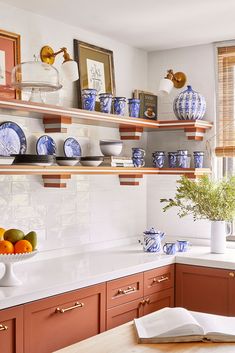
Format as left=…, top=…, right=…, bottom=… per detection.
left=216, top=46, right=235, bottom=157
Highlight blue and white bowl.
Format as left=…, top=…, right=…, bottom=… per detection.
left=173, top=85, right=206, bottom=120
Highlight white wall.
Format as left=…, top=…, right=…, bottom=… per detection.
left=146, top=44, right=216, bottom=240
left=0, top=2, right=148, bottom=251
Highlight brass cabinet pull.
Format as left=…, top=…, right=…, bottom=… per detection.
left=153, top=276, right=169, bottom=283
left=145, top=298, right=150, bottom=304
left=139, top=300, right=146, bottom=305
left=118, top=286, right=136, bottom=295
left=0, top=324, right=8, bottom=331
left=229, top=272, right=235, bottom=277
left=55, top=302, right=84, bottom=313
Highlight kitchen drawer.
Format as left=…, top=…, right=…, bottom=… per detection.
left=143, top=288, right=174, bottom=316
left=107, top=273, right=143, bottom=309
left=144, top=264, right=174, bottom=296
left=106, top=298, right=144, bottom=330
left=24, top=283, right=105, bottom=353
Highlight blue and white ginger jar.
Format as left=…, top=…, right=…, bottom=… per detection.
left=173, top=85, right=206, bottom=120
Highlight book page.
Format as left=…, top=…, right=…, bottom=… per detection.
left=134, top=307, right=204, bottom=339
left=192, top=311, right=235, bottom=338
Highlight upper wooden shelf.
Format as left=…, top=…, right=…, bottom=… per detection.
left=0, top=99, right=213, bottom=140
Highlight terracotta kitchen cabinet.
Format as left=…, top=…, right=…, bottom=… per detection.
left=24, top=283, right=105, bottom=353
left=0, top=305, right=24, bottom=353
left=176, top=264, right=235, bottom=316
left=106, top=265, right=175, bottom=330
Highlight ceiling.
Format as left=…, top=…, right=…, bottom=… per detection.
left=2, top=0, right=235, bottom=51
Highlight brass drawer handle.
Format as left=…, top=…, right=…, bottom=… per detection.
left=229, top=272, right=235, bottom=277
left=118, top=286, right=136, bottom=295
left=153, top=276, right=169, bottom=283
left=145, top=298, right=150, bottom=304
left=0, top=324, right=8, bottom=331
left=139, top=300, right=145, bottom=305
left=55, top=302, right=84, bottom=313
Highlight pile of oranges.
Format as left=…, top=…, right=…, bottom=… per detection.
left=0, top=228, right=34, bottom=254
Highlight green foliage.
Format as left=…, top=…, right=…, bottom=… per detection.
left=160, top=175, right=235, bottom=221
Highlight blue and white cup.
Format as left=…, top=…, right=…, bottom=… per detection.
left=163, top=242, right=177, bottom=255
left=152, top=151, right=165, bottom=168
left=193, top=151, right=204, bottom=168
left=177, top=240, right=190, bottom=252
left=81, top=88, right=97, bottom=111
left=177, top=150, right=189, bottom=168
left=133, top=158, right=145, bottom=167
left=99, top=93, right=113, bottom=114
left=128, top=98, right=140, bottom=118
left=113, top=97, right=126, bottom=116
left=168, top=152, right=178, bottom=168
left=132, top=148, right=145, bottom=159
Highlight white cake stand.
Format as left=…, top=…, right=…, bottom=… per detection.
left=0, top=251, right=37, bottom=287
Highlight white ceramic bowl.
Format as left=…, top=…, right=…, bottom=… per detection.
left=0, top=156, right=15, bottom=165
left=56, top=160, right=79, bottom=166
left=80, top=156, right=103, bottom=167
left=99, top=140, right=123, bottom=156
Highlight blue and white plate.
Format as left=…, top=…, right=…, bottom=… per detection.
left=36, top=135, right=56, bottom=155
left=0, top=122, right=27, bottom=156
left=63, top=137, right=82, bottom=157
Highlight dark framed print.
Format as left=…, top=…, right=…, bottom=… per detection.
left=74, top=39, right=115, bottom=107
left=0, top=29, right=21, bottom=99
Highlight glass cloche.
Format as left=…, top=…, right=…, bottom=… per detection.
left=11, top=60, right=62, bottom=102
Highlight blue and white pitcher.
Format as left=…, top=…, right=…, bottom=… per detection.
left=143, top=227, right=165, bottom=253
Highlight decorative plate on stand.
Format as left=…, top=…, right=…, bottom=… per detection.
left=0, top=121, right=27, bottom=156
left=36, top=135, right=56, bottom=155
left=0, top=251, right=38, bottom=286
left=63, top=137, right=82, bottom=157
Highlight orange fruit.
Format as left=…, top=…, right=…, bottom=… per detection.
left=0, top=240, right=14, bottom=254
left=14, top=240, right=32, bottom=254
left=0, top=228, right=5, bottom=241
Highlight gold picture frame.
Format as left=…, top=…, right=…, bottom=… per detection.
left=0, top=29, right=21, bottom=100
left=74, top=39, right=115, bottom=108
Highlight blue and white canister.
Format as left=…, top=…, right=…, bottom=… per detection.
left=177, top=150, right=188, bottom=168
left=128, top=98, right=140, bottom=118
left=152, top=151, right=165, bottom=168
left=173, top=85, right=206, bottom=120
left=193, top=151, right=204, bottom=168
left=99, top=93, right=113, bottom=114
left=113, top=97, right=126, bottom=116
left=81, top=88, right=97, bottom=111
left=168, top=152, right=178, bottom=168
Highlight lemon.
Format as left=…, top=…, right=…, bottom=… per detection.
left=0, top=228, right=5, bottom=241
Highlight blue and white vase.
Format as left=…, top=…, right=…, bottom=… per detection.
left=81, top=88, right=97, bottom=111
left=128, top=98, right=140, bottom=118
left=113, top=97, right=126, bottom=116
left=173, top=85, right=206, bottom=120
left=152, top=151, right=165, bottom=168
left=99, top=93, right=112, bottom=114
left=193, top=151, right=204, bottom=168
left=168, top=152, right=178, bottom=168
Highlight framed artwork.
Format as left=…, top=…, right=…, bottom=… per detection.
left=133, top=89, right=158, bottom=120
left=74, top=39, right=115, bottom=107
left=0, top=29, right=21, bottom=100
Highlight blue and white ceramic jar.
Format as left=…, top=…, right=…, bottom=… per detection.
left=143, top=227, right=165, bottom=253
left=81, top=88, right=97, bottom=111
left=128, top=98, right=140, bottom=118
left=193, top=151, right=204, bottom=168
left=168, top=152, right=178, bottom=168
left=99, top=93, right=113, bottom=114
left=113, top=97, right=126, bottom=116
left=132, top=148, right=145, bottom=159
left=177, top=150, right=189, bottom=168
left=152, top=151, right=165, bottom=168
left=173, top=85, right=206, bottom=120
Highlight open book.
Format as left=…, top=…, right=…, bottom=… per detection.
left=134, top=307, right=235, bottom=343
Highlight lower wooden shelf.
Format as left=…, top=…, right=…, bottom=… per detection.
left=0, top=166, right=211, bottom=187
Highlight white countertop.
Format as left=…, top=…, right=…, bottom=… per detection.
left=1, top=244, right=235, bottom=310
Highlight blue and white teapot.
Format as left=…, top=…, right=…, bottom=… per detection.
left=143, top=227, right=165, bottom=253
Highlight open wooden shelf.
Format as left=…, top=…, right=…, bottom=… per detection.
left=0, top=98, right=213, bottom=140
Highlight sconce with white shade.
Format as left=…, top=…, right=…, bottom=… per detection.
left=158, top=69, right=187, bottom=95
left=40, top=46, right=79, bottom=82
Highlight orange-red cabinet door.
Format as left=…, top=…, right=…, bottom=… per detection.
left=24, top=283, right=106, bottom=353
left=143, top=288, right=174, bottom=316
left=176, top=264, right=232, bottom=315
left=0, top=305, right=23, bottom=353
left=144, top=264, right=174, bottom=296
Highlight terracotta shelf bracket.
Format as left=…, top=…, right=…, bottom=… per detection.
left=119, top=174, right=143, bottom=186
left=43, top=115, right=72, bottom=133
left=119, top=126, right=143, bottom=140
left=42, top=174, right=71, bottom=188
left=184, top=127, right=207, bottom=141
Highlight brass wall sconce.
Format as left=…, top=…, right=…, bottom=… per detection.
left=158, top=69, right=187, bottom=95
left=40, top=45, right=79, bottom=82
